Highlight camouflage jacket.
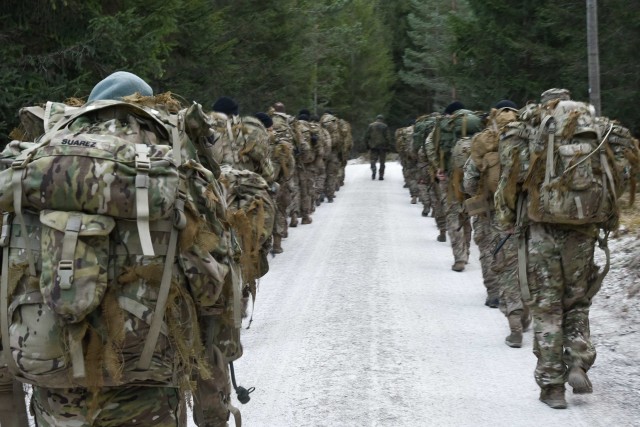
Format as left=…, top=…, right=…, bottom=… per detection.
left=364, top=119, right=392, bottom=150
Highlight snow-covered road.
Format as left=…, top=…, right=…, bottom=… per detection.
left=200, top=161, right=639, bottom=427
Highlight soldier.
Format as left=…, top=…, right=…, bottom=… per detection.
left=364, top=114, right=392, bottom=180
left=425, top=102, right=483, bottom=271
left=463, top=100, right=521, bottom=315
left=210, top=96, right=275, bottom=184
left=411, top=115, right=436, bottom=216
left=337, top=118, right=353, bottom=189
left=257, top=111, right=295, bottom=254
left=310, top=113, right=332, bottom=206
left=495, top=88, right=636, bottom=408
left=396, top=122, right=419, bottom=203
left=293, top=111, right=317, bottom=224
left=0, top=72, right=244, bottom=427
left=319, top=111, right=342, bottom=202
left=416, top=113, right=447, bottom=231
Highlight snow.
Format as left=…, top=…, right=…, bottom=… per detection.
left=205, top=161, right=639, bottom=427
left=19, top=161, right=638, bottom=426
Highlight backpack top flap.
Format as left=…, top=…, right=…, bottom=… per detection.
left=0, top=100, right=184, bottom=257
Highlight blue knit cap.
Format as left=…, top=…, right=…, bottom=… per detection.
left=88, top=71, right=153, bottom=102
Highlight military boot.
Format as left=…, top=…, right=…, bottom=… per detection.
left=521, top=304, right=532, bottom=332
left=271, top=235, right=283, bottom=254
left=289, top=213, right=299, bottom=227
left=451, top=261, right=465, bottom=272
left=539, top=385, right=567, bottom=409
left=484, top=295, right=499, bottom=308
left=301, top=215, right=313, bottom=225
left=568, top=367, right=593, bottom=394
left=411, top=196, right=417, bottom=204
left=371, top=168, right=376, bottom=180
left=327, top=196, right=334, bottom=203
left=505, top=310, right=523, bottom=348
left=437, top=230, right=447, bottom=242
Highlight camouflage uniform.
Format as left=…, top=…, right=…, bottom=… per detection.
left=397, top=126, right=420, bottom=203
left=291, top=118, right=316, bottom=223
left=425, top=110, right=482, bottom=270
left=31, top=385, right=183, bottom=426
left=337, top=118, right=353, bottom=188
left=364, top=115, right=392, bottom=180
left=269, top=112, right=298, bottom=245
left=463, top=158, right=501, bottom=305
left=0, top=88, right=244, bottom=427
left=395, top=126, right=414, bottom=194
left=320, top=113, right=342, bottom=201
left=495, top=89, right=638, bottom=407
left=314, top=123, right=332, bottom=205
left=418, top=136, right=446, bottom=231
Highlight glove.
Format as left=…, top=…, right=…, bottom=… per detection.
left=310, top=134, right=318, bottom=145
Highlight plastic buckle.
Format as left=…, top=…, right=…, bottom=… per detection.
left=57, top=260, right=74, bottom=290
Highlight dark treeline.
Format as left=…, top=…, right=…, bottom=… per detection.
left=1, top=0, right=638, bottom=150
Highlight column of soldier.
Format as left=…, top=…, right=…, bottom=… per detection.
left=395, top=88, right=639, bottom=410
left=0, top=71, right=354, bottom=427
left=252, top=101, right=354, bottom=255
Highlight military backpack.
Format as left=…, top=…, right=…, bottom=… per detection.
left=0, top=99, right=240, bottom=393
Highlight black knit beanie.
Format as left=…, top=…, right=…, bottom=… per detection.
left=444, top=101, right=465, bottom=115
left=254, top=112, right=273, bottom=129
left=211, top=96, right=239, bottom=116
left=494, top=100, right=518, bottom=110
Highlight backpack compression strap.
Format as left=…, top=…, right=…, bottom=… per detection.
left=136, top=119, right=185, bottom=371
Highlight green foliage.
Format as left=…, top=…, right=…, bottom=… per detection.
left=2, top=0, right=638, bottom=148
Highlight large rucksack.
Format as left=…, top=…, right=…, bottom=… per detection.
left=0, top=98, right=241, bottom=393
left=434, top=109, right=483, bottom=173
left=523, top=100, right=618, bottom=227
left=412, top=113, right=439, bottom=154
left=470, top=107, right=519, bottom=194
left=219, top=165, right=276, bottom=300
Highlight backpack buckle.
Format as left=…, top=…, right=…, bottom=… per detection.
left=57, top=260, right=74, bottom=290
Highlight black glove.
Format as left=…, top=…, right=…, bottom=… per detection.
left=310, top=134, right=318, bottom=145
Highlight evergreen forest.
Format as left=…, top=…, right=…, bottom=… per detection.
left=1, top=0, right=638, bottom=151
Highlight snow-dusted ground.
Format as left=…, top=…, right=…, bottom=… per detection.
left=205, top=161, right=639, bottom=427
left=19, top=161, right=637, bottom=426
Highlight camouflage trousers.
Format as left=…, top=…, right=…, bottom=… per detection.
left=471, top=213, right=500, bottom=300
left=298, top=165, right=315, bottom=217
left=273, top=177, right=291, bottom=237
left=445, top=196, right=471, bottom=264
left=416, top=179, right=432, bottom=214
left=324, top=151, right=341, bottom=198
left=432, top=181, right=447, bottom=232
left=400, top=158, right=410, bottom=187
left=526, top=223, right=598, bottom=389
left=369, top=149, right=387, bottom=178
left=314, top=160, right=327, bottom=202
left=31, top=385, right=183, bottom=426
left=493, top=226, right=523, bottom=316
left=287, top=169, right=300, bottom=217
left=405, top=163, right=419, bottom=198
left=337, top=161, right=346, bottom=188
